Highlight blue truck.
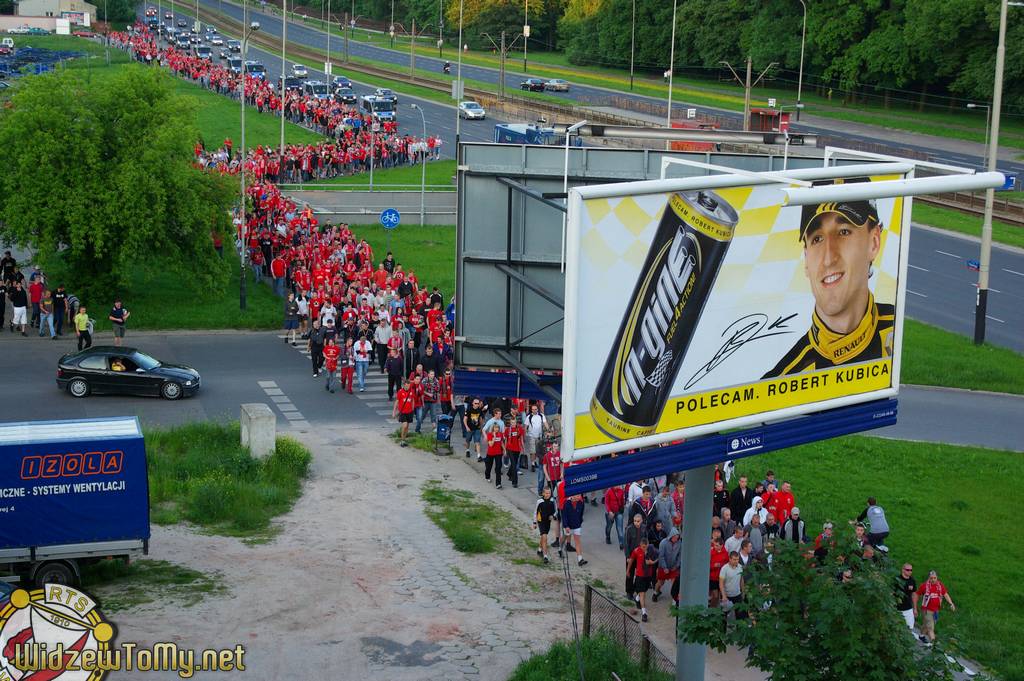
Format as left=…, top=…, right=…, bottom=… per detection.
left=493, top=123, right=583, bottom=146
left=0, top=417, right=150, bottom=587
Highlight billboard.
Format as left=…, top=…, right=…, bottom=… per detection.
left=561, top=168, right=911, bottom=461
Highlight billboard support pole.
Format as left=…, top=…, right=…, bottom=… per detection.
left=676, top=464, right=715, bottom=681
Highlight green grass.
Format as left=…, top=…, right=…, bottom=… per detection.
left=509, top=634, right=672, bottom=681
left=421, top=480, right=540, bottom=562
left=913, top=203, right=1024, bottom=249
left=81, top=559, right=227, bottom=612
left=357, top=224, right=456, bottom=295
left=901, top=319, right=1024, bottom=395
left=40, top=247, right=283, bottom=331
left=146, top=422, right=311, bottom=540
left=305, top=159, right=456, bottom=190
left=734, top=436, right=1024, bottom=681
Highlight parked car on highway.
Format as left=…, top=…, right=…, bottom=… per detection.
left=227, top=39, right=241, bottom=52
left=27, top=27, right=50, bottom=35
left=72, top=30, right=97, bottom=38
left=373, top=87, right=397, bottom=104
left=520, top=78, right=546, bottom=92
left=57, top=347, right=201, bottom=400
left=210, top=34, right=224, bottom=45
left=291, top=63, right=308, bottom=78
left=7, top=26, right=32, bottom=35
left=457, top=100, right=485, bottom=119
left=333, top=85, right=357, bottom=105
left=544, top=78, right=570, bottom=92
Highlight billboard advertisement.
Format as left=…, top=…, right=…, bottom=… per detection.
left=561, top=169, right=911, bottom=460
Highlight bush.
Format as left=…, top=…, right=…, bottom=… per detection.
left=509, top=634, right=672, bottom=681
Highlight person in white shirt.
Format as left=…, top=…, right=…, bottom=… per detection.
left=353, top=335, right=373, bottom=392
left=373, top=320, right=392, bottom=374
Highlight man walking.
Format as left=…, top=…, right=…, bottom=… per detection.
left=373, top=319, right=392, bottom=374
left=322, top=337, right=340, bottom=393
left=385, top=348, right=404, bottom=400
left=283, top=293, right=300, bottom=345
left=9, top=281, right=28, bottom=336
left=896, top=563, right=917, bottom=632
left=505, top=409, right=524, bottom=489
left=51, top=284, right=68, bottom=337
left=420, top=370, right=441, bottom=430
left=393, top=378, right=417, bottom=447
left=108, top=299, right=130, bottom=347
left=308, top=318, right=326, bottom=377
left=560, top=494, right=588, bottom=567
left=353, top=333, right=372, bottom=392
left=38, top=288, right=54, bottom=339
left=914, top=570, right=955, bottom=644
left=74, top=304, right=91, bottom=349
left=655, top=528, right=681, bottom=606
left=340, top=338, right=356, bottom=394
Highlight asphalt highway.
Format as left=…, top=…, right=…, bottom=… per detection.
left=191, top=0, right=1024, bottom=178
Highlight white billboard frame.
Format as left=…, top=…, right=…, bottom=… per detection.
left=560, top=160, right=1004, bottom=462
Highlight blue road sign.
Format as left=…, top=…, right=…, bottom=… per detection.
left=967, top=259, right=980, bottom=272
left=999, top=173, right=1017, bottom=191
left=380, top=208, right=401, bottom=230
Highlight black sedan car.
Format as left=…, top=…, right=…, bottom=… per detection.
left=520, top=78, right=546, bottom=92
left=56, top=347, right=201, bottom=400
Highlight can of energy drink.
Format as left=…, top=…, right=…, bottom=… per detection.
left=590, top=190, right=739, bottom=441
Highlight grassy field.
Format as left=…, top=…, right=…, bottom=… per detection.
left=146, top=422, right=311, bottom=540
left=733, top=436, right=1024, bottom=681
left=82, top=559, right=226, bottom=612
left=913, top=203, right=1024, bottom=249
left=902, top=319, right=1024, bottom=395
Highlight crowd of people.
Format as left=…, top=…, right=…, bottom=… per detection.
left=110, top=24, right=443, bottom=183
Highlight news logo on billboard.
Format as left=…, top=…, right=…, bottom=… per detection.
left=562, top=172, right=910, bottom=460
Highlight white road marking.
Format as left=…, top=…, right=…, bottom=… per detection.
left=1003, top=268, right=1024, bottom=277
left=907, top=290, right=928, bottom=298
left=908, top=264, right=929, bottom=272
left=971, top=283, right=1001, bottom=293
left=282, top=412, right=306, bottom=420
left=278, top=403, right=300, bottom=412
left=986, top=315, right=1005, bottom=323
left=269, top=395, right=292, bottom=403
left=263, top=388, right=284, bottom=396
left=257, top=380, right=278, bottom=388
left=935, top=250, right=960, bottom=258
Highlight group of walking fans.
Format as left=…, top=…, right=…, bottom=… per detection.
left=111, top=24, right=443, bottom=181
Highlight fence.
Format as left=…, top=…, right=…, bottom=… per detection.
left=582, top=584, right=676, bottom=676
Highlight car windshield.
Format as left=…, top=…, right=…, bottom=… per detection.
left=248, top=64, right=266, bottom=73
left=372, top=99, right=394, bottom=112
left=464, top=103, right=481, bottom=110
left=310, top=84, right=328, bottom=94
left=129, top=351, right=161, bottom=371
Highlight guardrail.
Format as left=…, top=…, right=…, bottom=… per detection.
left=277, top=183, right=455, bottom=191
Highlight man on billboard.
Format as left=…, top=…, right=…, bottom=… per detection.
left=763, top=195, right=895, bottom=378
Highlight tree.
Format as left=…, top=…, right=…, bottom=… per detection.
left=677, top=540, right=957, bottom=681
left=0, top=66, right=235, bottom=304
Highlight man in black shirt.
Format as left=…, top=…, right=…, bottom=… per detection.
left=0, top=251, right=15, bottom=282
left=9, top=281, right=28, bottom=336
left=0, top=280, right=6, bottom=330
left=896, top=563, right=917, bottom=632
left=52, top=284, right=68, bottom=337
left=307, top=318, right=326, bottom=377
left=463, top=397, right=486, bottom=460
left=534, top=487, right=557, bottom=564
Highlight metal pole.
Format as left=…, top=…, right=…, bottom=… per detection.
left=665, top=0, right=677, bottom=149
left=439, top=0, right=444, bottom=58
left=796, top=0, right=806, bottom=121
left=239, top=13, right=248, bottom=311
left=523, top=0, right=527, bottom=72
left=410, top=18, right=415, bottom=78
left=500, top=30, right=505, bottom=100
left=628, top=0, right=635, bottom=91
left=390, top=0, right=395, bottom=47
left=454, top=0, right=464, bottom=148
left=743, top=55, right=752, bottom=132
left=279, top=0, right=286, bottom=161
left=104, top=0, right=109, bottom=65
left=974, top=0, right=1009, bottom=345
left=369, top=127, right=375, bottom=192
left=326, top=0, right=331, bottom=72
left=344, top=11, right=349, bottom=62
left=676, top=464, right=715, bottom=681
left=412, top=104, right=426, bottom=225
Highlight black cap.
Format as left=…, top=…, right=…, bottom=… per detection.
left=799, top=178, right=880, bottom=241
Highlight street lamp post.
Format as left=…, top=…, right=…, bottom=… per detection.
left=973, top=0, right=1020, bottom=344
left=966, top=103, right=991, bottom=162
left=410, top=104, right=428, bottom=226
left=325, top=0, right=331, bottom=74
left=390, top=0, right=395, bottom=47
left=665, top=0, right=677, bottom=145
left=238, top=16, right=260, bottom=311
left=522, top=0, right=527, bottom=72
left=279, top=0, right=286, bottom=162
left=628, top=0, right=635, bottom=90
left=454, top=0, right=463, bottom=150
left=796, top=0, right=806, bottom=121
left=561, top=120, right=587, bottom=272
left=439, top=0, right=444, bottom=58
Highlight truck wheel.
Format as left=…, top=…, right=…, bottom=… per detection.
left=68, top=378, right=90, bottom=398
left=161, top=381, right=182, bottom=400
left=34, top=561, right=76, bottom=587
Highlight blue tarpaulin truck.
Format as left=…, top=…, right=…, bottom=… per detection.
left=0, top=417, right=150, bottom=587
left=493, top=123, right=583, bottom=147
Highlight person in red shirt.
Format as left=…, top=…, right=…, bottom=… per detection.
left=322, top=337, right=340, bottom=393
left=484, top=423, right=505, bottom=489
left=627, top=536, right=658, bottom=622
left=28, top=277, right=43, bottom=329
left=504, top=410, right=524, bottom=489
left=604, top=484, right=626, bottom=549
left=708, top=537, right=730, bottom=607
left=771, top=481, right=796, bottom=525
left=393, top=378, right=417, bottom=447
left=542, top=442, right=562, bottom=494
left=270, top=254, right=287, bottom=297
left=914, top=571, right=955, bottom=643
left=438, top=368, right=453, bottom=415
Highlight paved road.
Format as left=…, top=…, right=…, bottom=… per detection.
left=193, top=0, right=1024, bottom=178
left=3, top=330, right=1021, bottom=451
left=907, top=226, right=1024, bottom=352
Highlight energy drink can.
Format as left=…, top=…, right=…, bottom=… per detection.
left=590, top=190, right=739, bottom=441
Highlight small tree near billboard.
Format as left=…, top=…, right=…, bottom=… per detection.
left=677, top=540, right=956, bottom=681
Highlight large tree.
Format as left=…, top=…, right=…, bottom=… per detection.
left=677, top=540, right=957, bottom=681
left=0, top=66, right=235, bottom=303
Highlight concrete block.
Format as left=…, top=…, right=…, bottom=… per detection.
left=240, top=403, right=276, bottom=460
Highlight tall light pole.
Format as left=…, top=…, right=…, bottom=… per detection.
left=974, top=0, right=1020, bottom=344
left=665, top=0, right=677, bottom=143
left=628, top=0, right=635, bottom=90
left=522, top=0, right=528, bottom=72
left=326, top=0, right=331, bottom=74
left=239, top=16, right=260, bottom=310
left=454, top=0, right=463, bottom=150
left=966, top=103, right=991, bottom=163
left=438, top=0, right=444, bottom=58
left=390, top=0, right=395, bottom=48
left=410, top=104, right=428, bottom=226
left=561, top=120, right=587, bottom=272
left=279, top=0, right=286, bottom=163
left=796, top=0, right=806, bottom=120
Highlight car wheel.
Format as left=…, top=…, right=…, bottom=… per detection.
left=34, top=561, right=75, bottom=587
left=68, top=378, right=90, bottom=398
left=161, top=382, right=183, bottom=400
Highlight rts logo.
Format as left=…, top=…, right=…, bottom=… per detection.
left=20, top=451, right=124, bottom=480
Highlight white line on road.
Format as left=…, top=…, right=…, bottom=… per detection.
left=263, top=388, right=284, bottom=396
left=971, top=283, right=1002, bottom=293
left=257, top=380, right=278, bottom=388
left=1004, top=268, right=1024, bottom=277
left=907, top=290, right=928, bottom=298
left=935, top=250, right=961, bottom=258
left=908, top=264, right=929, bottom=272
left=986, top=315, right=1005, bottom=323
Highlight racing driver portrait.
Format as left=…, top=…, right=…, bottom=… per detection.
left=764, top=192, right=895, bottom=378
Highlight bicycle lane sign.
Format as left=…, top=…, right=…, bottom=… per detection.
left=380, top=208, right=401, bottom=230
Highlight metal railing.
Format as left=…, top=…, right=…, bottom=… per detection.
left=582, top=584, right=675, bottom=676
